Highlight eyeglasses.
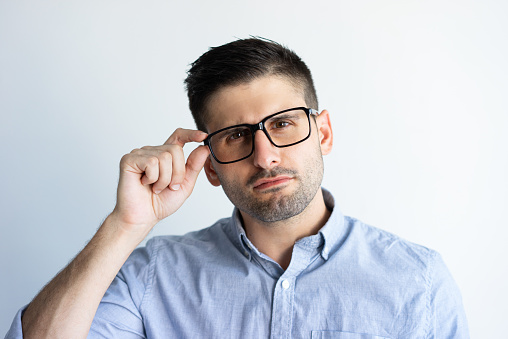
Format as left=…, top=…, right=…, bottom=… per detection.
left=204, top=107, right=319, bottom=164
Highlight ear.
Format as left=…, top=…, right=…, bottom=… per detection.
left=315, top=109, right=333, bottom=155
left=204, top=156, right=221, bottom=187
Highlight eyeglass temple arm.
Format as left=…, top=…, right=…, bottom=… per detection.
left=309, top=108, right=320, bottom=116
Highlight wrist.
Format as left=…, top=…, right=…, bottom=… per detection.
left=101, top=212, right=156, bottom=250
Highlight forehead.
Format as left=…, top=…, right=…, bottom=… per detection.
left=205, top=75, right=306, bottom=132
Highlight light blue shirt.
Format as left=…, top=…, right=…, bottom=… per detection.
left=6, top=189, right=468, bottom=338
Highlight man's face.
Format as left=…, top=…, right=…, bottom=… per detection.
left=204, top=75, right=330, bottom=223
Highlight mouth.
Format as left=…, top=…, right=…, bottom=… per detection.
left=252, top=176, right=293, bottom=191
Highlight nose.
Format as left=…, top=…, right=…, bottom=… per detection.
left=252, top=130, right=280, bottom=169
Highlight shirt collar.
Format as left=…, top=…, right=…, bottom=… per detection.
left=316, top=188, right=345, bottom=260
left=225, top=187, right=346, bottom=262
left=231, top=210, right=256, bottom=261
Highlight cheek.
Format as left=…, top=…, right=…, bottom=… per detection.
left=285, top=139, right=319, bottom=161
left=291, top=139, right=324, bottom=173
left=214, top=164, right=243, bottom=185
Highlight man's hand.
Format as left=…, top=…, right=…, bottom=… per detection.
left=21, top=128, right=210, bottom=339
left=110, top=129, right=210, bottom=236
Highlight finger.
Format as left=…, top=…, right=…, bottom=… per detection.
left=164, top=128, right=208, bottom=148
left=151, top=151, right=173, bottom=194
left=139, top=156, right=160, bottom=186
left=121, top=152, right=159, bottom=179
left=138, top=145, right=186, bottom=192
left=183, top=145, right=211, bottom=189
left=168, top=145, right=186, bottom=191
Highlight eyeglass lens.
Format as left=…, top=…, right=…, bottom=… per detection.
left=208, top=108, right=310, bottom=163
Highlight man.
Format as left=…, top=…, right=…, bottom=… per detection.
left=7, top=38, right=468, bottom=338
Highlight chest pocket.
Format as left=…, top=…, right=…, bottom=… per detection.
left=311, top=331, right=391, bottom=339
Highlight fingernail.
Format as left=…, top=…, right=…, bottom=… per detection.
left=154, top=189, right=162, bottom=194
left=170, top=184, right=180, bottom=191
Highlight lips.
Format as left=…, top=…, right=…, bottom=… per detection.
left=253, top=176, right=293, bottom=190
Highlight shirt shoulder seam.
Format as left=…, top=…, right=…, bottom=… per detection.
left=424, top=249, right=438, bottom=337
left=138, top=239, right=161, bottom=314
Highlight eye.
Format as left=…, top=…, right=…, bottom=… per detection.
left=273, top=120, right=290, bottom=128
left=226, top=129, right=250, bottom=142
left=268, top=113, right=299, bottom=130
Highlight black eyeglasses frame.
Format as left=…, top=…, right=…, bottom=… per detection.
left=204, top=106, right=319, bottom=164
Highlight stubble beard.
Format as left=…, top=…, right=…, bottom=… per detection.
left=216, top=149, right=324, bottom=224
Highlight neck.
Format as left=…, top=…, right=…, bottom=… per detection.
left=240, top=189, right=331, bottom=270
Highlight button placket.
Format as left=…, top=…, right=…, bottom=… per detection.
left=270, top=276, right=294, bottom=339
left=269, top=237, right=319, bottom=338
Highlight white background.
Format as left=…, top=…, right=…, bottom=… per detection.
left=1, top=0, right=506, bottom=337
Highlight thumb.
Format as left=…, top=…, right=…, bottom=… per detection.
left=183, top=145, right=210, bottom=188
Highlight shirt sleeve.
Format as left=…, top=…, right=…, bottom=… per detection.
left=4, top=305, right=28, bottom=339
left=87, top=244, right=156, bottom=339
left=427, top=251, right=469, bottom=338
left=4, top=244, right=156, bottom=339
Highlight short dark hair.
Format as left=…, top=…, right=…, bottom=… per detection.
left=184, top=38, right=318, bottom=132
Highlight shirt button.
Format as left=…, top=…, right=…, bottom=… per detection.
left=282, top=279, right=290, bottom=289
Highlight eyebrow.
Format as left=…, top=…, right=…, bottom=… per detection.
left=211, top=106, right=307, bottom=133
left=214, top=126, right=251, bottom=139
left=224, top=109, right=290, bottom=126
left=268, top=112, right=301, bottom=120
